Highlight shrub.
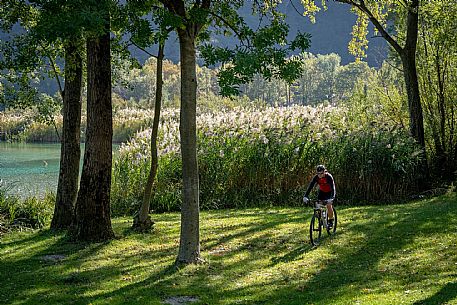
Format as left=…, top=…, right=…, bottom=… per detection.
left=111, top=105, right=423, bottom=215
left=0, top=184, right=55, bottom=230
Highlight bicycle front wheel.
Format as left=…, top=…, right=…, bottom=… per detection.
left=309, top=213, right=322, bottom=246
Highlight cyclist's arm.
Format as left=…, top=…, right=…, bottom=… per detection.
left=327, top=173, right=336, bottom=201
left=304, top=175, right=318, bottom=198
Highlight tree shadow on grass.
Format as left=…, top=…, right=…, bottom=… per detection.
left=0, top=230, right=111, bottom=304
left=56, top=208, right=314, bottom=304
left=3, top=198, right=456, bottom=305
left=412, top=281, right=457, bottom=305
left=66, top=197, right=456, bottom=305
left=0, top=229, right=55, bottom=248
left=270, top=244, right=313, bottom=265
left=264, top=196, right=457, bottom=304
left=201, top=209, right=305, bottom=249
left=1, top=216, right=189, bottom=305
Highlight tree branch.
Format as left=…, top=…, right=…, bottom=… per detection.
left=289, top=0, right=304, bottom=17
left=206, top=10, right=249, bottom=46
left=40, top=42, right=64, bottom=99
left=129, top=38, right=157, bottom=58
left=396, top=0, right=408, bottom=10
left=335, top=0, right=404, bottom=55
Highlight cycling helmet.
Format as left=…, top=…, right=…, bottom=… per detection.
left=316, top=164, right=326, bottom=173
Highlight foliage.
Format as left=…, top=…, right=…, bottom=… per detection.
left=112, top=52, right=374, bottom=107
left=342, top=61, right=409, bottom=129
left=1, top=195, right=457, bottom=304
left=414, top=0, right=457, bottom=174
left=2, top=53, right=376, bottom=144
left=0, top=183, right=54, bottom=230
left=111, top=104, right=423, bottom=215
left=301, top=0, right=428, bottom=150
left=300, top=0, right=395, bottom=61
left=1, top=106, right=158, bottom=143
left=200, top=19, right=311, bottom=96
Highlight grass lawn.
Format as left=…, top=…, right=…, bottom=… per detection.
left=1, top=194, right=456, bottom=305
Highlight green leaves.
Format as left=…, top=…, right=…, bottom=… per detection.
left=290, top=32, right=312, bottom=52
left=253, top=20, right=288, bottom=48
left=0, top=0, right=39, bottom=31
left=200, top=19, right=311, bottom=96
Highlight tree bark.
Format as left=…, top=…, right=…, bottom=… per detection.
left=51, top=41, right=82, bottom=230
left=132, top=43, right=165, bottom=232
left=71, top=30, right=114, bottom=242
left=401, top=51, right=425, bottom=148
left=175, top=28, right=201, bottom=265
left=401, top=0, right=425, bottom=149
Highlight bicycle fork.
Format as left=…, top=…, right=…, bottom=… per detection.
left=322, top=209, right=327, bottom=228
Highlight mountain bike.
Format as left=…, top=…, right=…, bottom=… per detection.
left=309, top=200, right=337, bottom=246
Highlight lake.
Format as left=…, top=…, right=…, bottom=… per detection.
left=0, top=143, right=119, bottom=198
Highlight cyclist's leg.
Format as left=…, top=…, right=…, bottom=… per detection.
left=318, top=191, right=334, bottom=220
left=326, top=202, right=334, bottom=220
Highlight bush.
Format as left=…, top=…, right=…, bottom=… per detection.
left=0, top=185, right=55, bottom=230
left=111, top=105, right=423, bottom=215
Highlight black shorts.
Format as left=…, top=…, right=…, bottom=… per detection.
left=317, top=191, right=333, bottom=201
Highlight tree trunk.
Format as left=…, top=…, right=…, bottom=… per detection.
left=420, top=33, right=445, bottom=169
left=399, top=0, right=429, bottom=182
left=176, top=28, right=201, bottom=265
left=435, top=53, right=447, bottom=161
left=401, top=0, right=425, bottom=149
left=51, top=41, right=82, bottom=230
left=132, top=43, right=165, bottom=232
left=71, top=30, right=114, bottom=242
left=401, top=51, right=425, bottom=149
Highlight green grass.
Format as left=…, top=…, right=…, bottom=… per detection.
left=1, top=194, right=456, bottom=305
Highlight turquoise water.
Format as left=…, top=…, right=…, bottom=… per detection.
left=0, top=143, right=61, bottom=197
left=0, top=143, right=118, bottom=198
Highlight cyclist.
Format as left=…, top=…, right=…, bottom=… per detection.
left=303, top=165, right=336, bottom=228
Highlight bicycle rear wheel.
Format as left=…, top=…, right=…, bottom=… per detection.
left=326, top=206, right=337, bottom=235
left=309, top=213, right=322, bottom=246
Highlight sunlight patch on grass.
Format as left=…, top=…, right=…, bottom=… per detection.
left=1, top=195, right=456, bottom=305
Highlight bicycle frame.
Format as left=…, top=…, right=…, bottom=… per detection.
left=313, top=201, right=328, bottom=228
left=309, top=200, right=337, bottom=246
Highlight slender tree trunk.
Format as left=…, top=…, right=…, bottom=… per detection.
left=401, top=51, right=425, bottom=149
left=420, top=33, right=445, bottom=167
left=452, top=105, right=457, bottom=165
left=71, top=29, right=114, bottom=242
left=176, top=28, right=201, bottom=265
left=401, top=0, right=425, bottom=150
left=51, top=41, right=82, bottom=230
left=430, top=52, right=447, bottom=172
left=133, top=43, right=165, bottom=232
left=435, top=53, right=446, bottom=152
left=397, top=0, right=429, bottom=184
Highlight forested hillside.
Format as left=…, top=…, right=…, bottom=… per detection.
left=133, top=0, right=387, bottom=67
left=0, top=0, right=387, bottom=96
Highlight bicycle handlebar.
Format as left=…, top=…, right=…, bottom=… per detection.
left=312, top=200, right=333, bottom=209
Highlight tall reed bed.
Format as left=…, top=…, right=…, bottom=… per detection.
left=0, top=111, right=32, bottom=141
left=111, top=105, right=423, bottom=215
left=0, top=107, right=155, bottom=143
